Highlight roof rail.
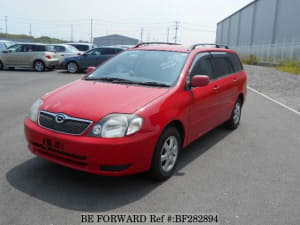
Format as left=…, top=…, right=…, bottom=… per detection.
left=134, top=42, right=181, bottom=48
left=189, top=43, right=229, bottom=50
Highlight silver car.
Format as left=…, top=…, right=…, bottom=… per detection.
left=51, top=44, right=83, bottom=64
left=0, top=43, right=59, bottom=71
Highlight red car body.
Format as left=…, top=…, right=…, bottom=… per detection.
left=24, top=44, right=247, bottom=176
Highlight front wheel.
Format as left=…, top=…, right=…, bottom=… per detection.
left=34, top=60, right=45, bottom=72
left=224, top=98, right=242, bottom=130
left=67, top=62, right=78, bottom=73
left=150, top=127, right=181, bottom=181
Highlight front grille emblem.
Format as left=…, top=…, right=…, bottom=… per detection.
left=55, top=113, right=66, bottom=124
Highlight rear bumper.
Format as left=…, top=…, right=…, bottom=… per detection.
left=45, top=59, right=59, bottom=68
left=24, top=118, right=159, bottom=176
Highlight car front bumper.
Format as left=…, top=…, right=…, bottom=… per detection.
left=24, top=118, right=159, bottom=176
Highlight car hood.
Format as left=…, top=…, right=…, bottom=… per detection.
left=41, top=79, right=169, bottom=121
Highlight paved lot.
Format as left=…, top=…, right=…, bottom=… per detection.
left=0, top=69, right=300, bottom=225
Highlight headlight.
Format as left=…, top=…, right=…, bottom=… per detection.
left=29, top=98, right=43, bottom=122
left=89, top=114, right=143, bottom=138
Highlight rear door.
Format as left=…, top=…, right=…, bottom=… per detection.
left=210, top=52, right=242, bottom=122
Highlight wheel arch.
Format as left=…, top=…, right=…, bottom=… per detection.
left=164, top=120, right=186, bottom=147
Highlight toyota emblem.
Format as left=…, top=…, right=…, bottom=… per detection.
left=55, top=113, right=66, bottom=124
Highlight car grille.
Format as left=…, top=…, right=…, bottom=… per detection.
left=39, top=111, right=92, bottom=135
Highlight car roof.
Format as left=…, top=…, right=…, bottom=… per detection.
left=66, top=43, right=93, bottom=45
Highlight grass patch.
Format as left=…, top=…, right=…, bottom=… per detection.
left=241, top=54, right=258, bottom=65
left=276, top=61, right=300, bottom=75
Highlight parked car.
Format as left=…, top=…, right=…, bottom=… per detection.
left=24, top=42, right=247, bottom=180
left=0, top=40, right=15, bottom=51
left=65, top=42, right=97, bottom=52
left=60, top=47, right=124, bottom=73
left=51, top=44, right=83, bottom=63
left=0, top=43, right=59, bottom=71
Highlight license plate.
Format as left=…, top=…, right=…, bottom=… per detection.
left=43, top=138, right=64, bottom=151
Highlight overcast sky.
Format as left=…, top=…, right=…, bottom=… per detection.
left=0, top=0, right=252, bottom=44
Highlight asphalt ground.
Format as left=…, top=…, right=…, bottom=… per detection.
left=0, top=69, right=299, bottom=225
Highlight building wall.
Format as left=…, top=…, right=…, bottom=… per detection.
left=94, top=35, right=139, bottom=46
left=216, top=0, right=300, bottom=46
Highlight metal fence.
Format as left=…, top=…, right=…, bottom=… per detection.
left=231, top=41, right=300, bottom=65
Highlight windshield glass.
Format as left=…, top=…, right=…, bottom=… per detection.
left=87, top=50, right=188, bottom=87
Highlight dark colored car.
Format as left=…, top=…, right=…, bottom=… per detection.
left=60, top=47, right=124, bottom=73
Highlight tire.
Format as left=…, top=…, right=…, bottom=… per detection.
left=67, top=62, right=79, bottom=73
left=224, top=98, right=242, bottom=130
left=0, top=61, right=3, bottom=70
left=149, top=126, right=182, bottom=181
left=34, top=60, right=45, bottom=72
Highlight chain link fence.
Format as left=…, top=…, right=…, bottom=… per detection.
left=231, top=41, right=300, bottom=65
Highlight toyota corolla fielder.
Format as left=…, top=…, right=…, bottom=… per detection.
left=24, top=42, right=247, bottom=180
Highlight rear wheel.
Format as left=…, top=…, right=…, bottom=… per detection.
left=224, top=98, right=242, bottom=130
left=67, top=62, right=78, bottom=73
left=34, top=60, right=45, bottom=72
left=150, top=126, right=181, bottom=181
left=0, top=61, right=3, bottom=70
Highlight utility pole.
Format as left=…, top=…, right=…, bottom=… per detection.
left=174, top=21, right=179, bottom=43
left=140, top=27, right=144, bottom=42
left=167, top=27, right=169, bottom=42
left=71, top=24, right=73, bottom=42
left=5, top=16, right=8, bottom=37
left=29, top=24, right=32, bottom=36
left=90, top=18, right=93, bottom=43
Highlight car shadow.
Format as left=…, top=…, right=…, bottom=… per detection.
left=6, top=126, right=230, bottom=212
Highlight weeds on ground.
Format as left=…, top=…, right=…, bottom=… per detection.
left=241, top=54, right=258, bottom=65
left=276, top=60, right=300, bottom=75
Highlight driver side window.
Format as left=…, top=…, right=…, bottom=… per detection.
left=189, top=52, right=213, bottom=79
left=87, top=49, right=101, bottom=56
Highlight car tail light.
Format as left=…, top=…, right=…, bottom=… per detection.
left=77, top=52, right=81, bottom=55
left=46, top=55, right=52, bottom=59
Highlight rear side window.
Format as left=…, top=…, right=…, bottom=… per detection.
left=211, top=52, right=234, bottom=78
left=32, top=45, right=46, bottom=52
left=53, top=45, right=66, bottom=52
left=101, top=48, right=117, bottom=55
left=72, top=44, right=89, bottom=51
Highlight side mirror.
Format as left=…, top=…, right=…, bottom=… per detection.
left=82, top=53, right=87, bottom=57
left=87, top=66, right=96, bottom=75
left=191, top=75, right=210, bottom=88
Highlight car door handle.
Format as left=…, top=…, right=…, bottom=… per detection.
left=213, top=85, right=220, bottom=91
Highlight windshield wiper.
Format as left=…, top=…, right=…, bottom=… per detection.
left=137, top=81, right=170, bottom=87
left=85, top=77, right=136, bottom=84
left=85, top=77, right=170, bottom=87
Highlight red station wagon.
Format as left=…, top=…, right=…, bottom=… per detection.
left=24, top=42, right=247, bottom=180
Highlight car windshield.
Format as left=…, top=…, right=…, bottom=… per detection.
left=87, top=50, right=188, bottom=87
